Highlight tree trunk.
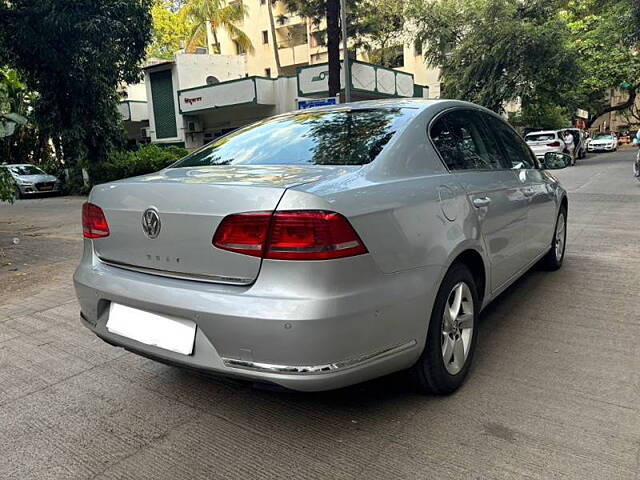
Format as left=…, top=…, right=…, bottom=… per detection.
left=587, top=87, right=638, bottom=128
left=210, top=27, right=220, bottom=54
left=326, top=0, right=341, bottom=96
left=267, top=0, right=282, bottom=76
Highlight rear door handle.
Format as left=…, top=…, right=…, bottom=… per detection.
left=472, top=197, right=491, bottom=208
left=523, top=187, right=535, bottom=197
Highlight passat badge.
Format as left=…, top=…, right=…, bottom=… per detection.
left=142, top=208, right=161, bottom=239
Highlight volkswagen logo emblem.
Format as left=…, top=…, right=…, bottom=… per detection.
left=142, top=208, right=161, bottom=239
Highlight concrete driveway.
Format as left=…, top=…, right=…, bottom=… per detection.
left=0, top=151, right=639, bottom=479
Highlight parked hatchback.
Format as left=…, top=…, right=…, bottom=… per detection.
left=74, top=100, right=569, bottom=394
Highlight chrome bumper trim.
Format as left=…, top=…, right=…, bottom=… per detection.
left=222, top=340, right=418, bottom=375
left=97, top=257, right=253, bottom=286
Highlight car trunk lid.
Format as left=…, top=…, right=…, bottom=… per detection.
left=89, top=165, right=357, bottom=284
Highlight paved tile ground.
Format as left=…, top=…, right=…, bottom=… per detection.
left=0, top=151, right=639, bottom=479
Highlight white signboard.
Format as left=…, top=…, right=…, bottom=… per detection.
left=576, top=108, right=589, bottom=119
left=298, top=61, right=415, bottom=98
left=376, top=68, right=396, bottom=95
left=298, top=62, right=345, bottom=96
left=396, top=73, right=414, bottom=97
left=351, top=62, right=376, bottom=92
left=179, top=78, right=256, bottom=113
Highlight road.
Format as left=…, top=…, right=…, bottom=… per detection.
left=0, top=151, right=639, bottom=479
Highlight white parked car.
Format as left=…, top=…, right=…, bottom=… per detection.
left=587, top=133, right=618, bottom=152
left=524, top=131, right=566, bottom=160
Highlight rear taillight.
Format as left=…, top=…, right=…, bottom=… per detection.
left=82, top=202, right=110, bottom=239
left=267, top=211, right=367, bottom=260
left=547, top=141, right=561, bottom=147
left=213, top=211, right=368, bottom=260
left=212, top=212, right=271, bottom=258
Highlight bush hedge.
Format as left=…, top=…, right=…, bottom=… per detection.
left=91, top=144, right=189, bottom=185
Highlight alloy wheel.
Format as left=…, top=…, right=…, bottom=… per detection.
left=555, top=213, right=566, bottom=260
left=441, top=282, right=474, bottom=375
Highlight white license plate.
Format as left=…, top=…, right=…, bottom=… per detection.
left=106, top=303, right=196, bottom=355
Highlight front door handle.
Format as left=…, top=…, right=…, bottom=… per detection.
left=523, top=187, right=536, bottom=197
left=472, top=197, right=492, bottom=208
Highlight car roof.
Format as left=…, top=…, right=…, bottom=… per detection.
left=290, top=98, right=491, bottom=114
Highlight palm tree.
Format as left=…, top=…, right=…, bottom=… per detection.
left=266, top=0, right=282, bottom=76
left=181, top=0, right=254, bottom=54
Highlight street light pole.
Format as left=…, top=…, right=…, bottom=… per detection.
left=340, top=0, right=351, bottom=103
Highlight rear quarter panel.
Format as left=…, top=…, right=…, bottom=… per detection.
left=285, top=103, right=486, bottom=278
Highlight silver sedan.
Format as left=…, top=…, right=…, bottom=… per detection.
left=74, top=99, right=569, bottom=394
left=3, top=164, right=63, bottom=197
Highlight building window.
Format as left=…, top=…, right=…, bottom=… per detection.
left=233, top=40, right=246, bottom=55
left=414, top=40, right=423, bottom=56
left=310, top=31, right=326, bottom=48
left=265, top=68, right=271, bottom=77
left=262, top=30, right=269, bottom=44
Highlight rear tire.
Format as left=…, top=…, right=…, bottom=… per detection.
left=410, top=263, right=479, bottom=395
left=541, top=206, right=567, bottom=271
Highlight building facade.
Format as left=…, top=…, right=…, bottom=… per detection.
left=121, top=2, right=443, bottom=149
left=206, top=0, right=442, bottom=96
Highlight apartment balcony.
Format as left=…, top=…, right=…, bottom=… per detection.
left=277, top=42, right=309, bottom=67
left=118, top=101, right=148, bottom=122
left=177, top=76, right=276, bottom=115
left=274, top=13, right=305, bottom=28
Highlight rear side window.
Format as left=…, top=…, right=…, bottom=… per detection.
left=484, top=114, right=536, bottom=169
left=430, top=110, right=505, bottom=171
left=171, top=108, right=416, bottom=168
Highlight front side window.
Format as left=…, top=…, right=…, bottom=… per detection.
left=484, top=114, right=536, bottom=170
left=171, top=108, right=416, bottom=168
left=430, top=110, right=505, bottom=171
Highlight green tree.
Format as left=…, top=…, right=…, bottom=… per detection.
left=509, top=103, right=571, bottom=130
left=0, top=68, right=27, bottom=139
left=0, top=68, right=28, bottom=203
left=0, top=68, right=53, bottom=168
left=181, top=0, right=253, bottom=54
left=563, top=0, right=640, bottom=127
left=0, top=0, right=153, bottom=191
left=281, top=0, right=343, bottom=96
left=355, top=0, right=405, bottom=68
left=407, top=0, right=579, bottom=114
left=148, top=0, right=193, bottom=59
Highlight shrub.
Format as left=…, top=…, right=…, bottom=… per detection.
left=92, top=144, right=188, bottom=185
left=0, top=166, right=17, bottom=203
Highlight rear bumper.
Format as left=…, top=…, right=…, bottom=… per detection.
left=73, top=244, right=439, bottom=391
left=532, top=148, right=563, bottom=159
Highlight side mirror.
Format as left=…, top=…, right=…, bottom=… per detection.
left=543, top=152, right=571, bottom=170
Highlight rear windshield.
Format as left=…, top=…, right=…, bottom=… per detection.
left=171, top=108, right=416, bottom=168
left=525, top=133, right=556, bottom=142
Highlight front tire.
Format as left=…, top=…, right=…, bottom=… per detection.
left=541, top=206, right=567, bottom=271
left=411, top=263, right=479, bottom=395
